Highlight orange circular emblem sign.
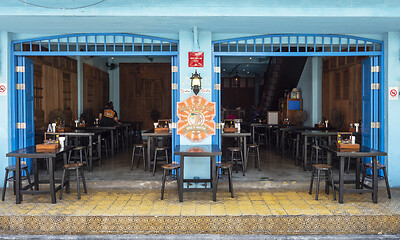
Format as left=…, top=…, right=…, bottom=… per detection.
left=177, top=95, right=216, bottom=142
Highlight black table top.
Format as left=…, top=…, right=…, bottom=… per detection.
left=6, top=145, right=74, bottom=158
left=321, top=145, right=387, bottom=157
left=295, top=130, right=338, bottom=136
left=221, top=132, right=251, bottom=137
left=142, top=129, right=172, bottom=136
left=174, top=145, right=222, bottom=156
left=46, top=129, right=106, bottom=136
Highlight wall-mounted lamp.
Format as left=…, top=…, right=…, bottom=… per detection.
left=190, top=70, right=202, bottom=95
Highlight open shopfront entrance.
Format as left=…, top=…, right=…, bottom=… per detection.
left=212, top=34, right=385, bottom=176
left=9, top=33, right=179, bottom=173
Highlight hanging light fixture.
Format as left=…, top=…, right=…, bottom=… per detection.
left=190, top=70, right=202, bottom=95
left=232, top=70, right=240, bottom=88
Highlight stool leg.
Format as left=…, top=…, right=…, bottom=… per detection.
left=165, top=150, right=169, bottom=164
left=76, top=168, right=81, bottom=200
left=228, top=167, right=234, bottom=198
left=231, top=151, right=237, bottom=173
left=79, top=149, right=83, bottom=164
left=59, top=168, right=66, bottom=200
left=130, top=146, right=136, bottom=170
left=315, top=169, right=321, bottom=200
left=161, top=169, right=167, bottom=200
left=142, top=147, right=146, bottom=171
left=137, top=147, right=142, bottom=168
left=2, top=169, right=9, bottom=201
left=309, top=168, right=315, bottom=195
left=153, top=150, right=158, bottom=176
left=383, top=168, right=391, bottom=198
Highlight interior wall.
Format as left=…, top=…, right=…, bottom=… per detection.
left=322, top=56, right=368, bottom=130
left=82, top=63, right=109, bottom=124
left=221, top=77, right=255, bottom=120
left=297, top=57, right=313, bottom=126
left=29, top=56, right=78, bottom=130
left=119, top=63, right=171, bottom=130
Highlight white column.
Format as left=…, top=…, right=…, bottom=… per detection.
left=311, top=57, right=322, bottom=125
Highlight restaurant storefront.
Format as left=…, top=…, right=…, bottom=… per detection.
left=1, top=1, right=400, bottom=189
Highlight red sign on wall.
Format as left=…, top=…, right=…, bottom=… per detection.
left=188, top=52, right=204, bottom=67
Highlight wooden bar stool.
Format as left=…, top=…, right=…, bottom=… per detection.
left=130, top=143, right=146, bottom=170
left=59, top=162, right=87, bottom=200
left=2, top=164, right=33, bottom=201
left=153, top=146, right=169, bottom=176
left=309, top=164, right=336, bottom=201
left=161, top=163, right=180, bottom=200
left=247, top=144, right=261, bottom=171
left=216, top=162, right=234, bottom=198
left=362, top=162, right=391, bottom=198
left=226, top=147, right=245, bottom=176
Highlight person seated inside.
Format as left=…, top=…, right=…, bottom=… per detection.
left=99, top=102, right=120, bottom=125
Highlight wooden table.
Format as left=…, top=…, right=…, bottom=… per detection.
left=48, top=129, right=106, bottom=172
left=142, top=130, right=172, bottom=172
left=6, top=145, right=73, bottom=204
left=174, top=145, right=222, bottom=202
left=321, top=145, right=387, bottom=204
left=221, top=132, right=251, bottom=171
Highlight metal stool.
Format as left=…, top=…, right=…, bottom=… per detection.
left=68, top=146, right=88, bottom=166
left=362, top=162, right=391, bottom=198
left=60, top=162, right=87, bottom=200
left=101, top=137, right=110, bottom=158
left=310, top=145, right=327, bottom=166
left=216, top=162, right=234, bottom=198
left=226, top=147, right=245, bottom=176
left=2, top=164, right=33, bottom=201
left=131, top=143, right=146, bottom=170
left=247, top=144, right=260, bottom=171
left=309, top=164, right=336, bottom=201
left=153, top=146, right=169, bottom=176
left=161, top=163, right=180, bottom=200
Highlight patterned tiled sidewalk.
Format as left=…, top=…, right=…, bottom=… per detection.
left=0, top=186, right=399, bottom=235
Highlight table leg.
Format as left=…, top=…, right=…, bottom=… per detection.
left=15, top=157, right=22, bottom=204
left=281, top=130, right=285, bottom=156
left=33, top=158, right=39, bottom=190
left=147, top=137, right=152, bottom=172
left=372, top=156, right=378, bottom=203
left=276, top=129, right=279, bottom=150
left=252, top=126, right=255, bottom=144
left=356, top=157, right=361, bottom=189
left=49, top=157, right=56, bottom=204
left=110, top=130, right=115, bottom=157
left=303, top=135, right=308, bottom=171
left=243, top=136, right=247, bottom=172
left=339, top=156, right=344, bottom=204
left=97, top=134, right=102, bottom=166
left=179, top=155, right=184, bottom=202
left=212, top=156, right=217, bottom=202
left=63, top=152, right=70, bottom=193
left=88, top=136, right=93, bottom=172
left=295, top=133, right=300, bottom=165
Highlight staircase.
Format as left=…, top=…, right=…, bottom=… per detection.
left=259, top=57, right=308, bottom=115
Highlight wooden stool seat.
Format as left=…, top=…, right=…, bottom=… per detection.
left=247, top=144, right=259, bottom=148
left=155, top=146, right=169, bottom=150
left=313, top=164, right=331, bottom=170
left=364, top=163, right=386, bottom=169
left=226, top=147, right=241, bottom=152
left=161, top=163, right=180, bottom=200
left=133, top=143, right=145, bottom=148
left=64, top=163, right=84, bottom=169
left=216, top=162, right=233, bottom=169
left=162, top=163, right=180, bottom=170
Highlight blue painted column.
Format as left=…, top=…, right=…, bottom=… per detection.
left=178, top=29, right=212, bottom=180
left=0, top=31, right=12, bottom=186
left=77, top=57, right=83, bottom=116
left=384, top=32, right=400, bottom=187
left=311, top=57, right=322, bottom=125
